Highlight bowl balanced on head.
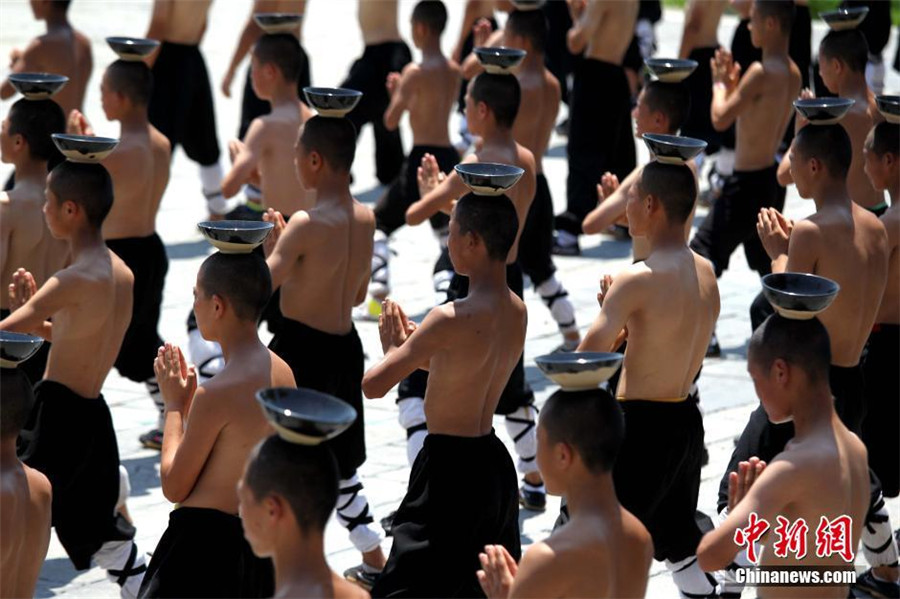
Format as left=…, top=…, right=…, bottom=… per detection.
left=875, top=95, right=900, bottom=124
left=0, top=331, right=44, bottom=369
left=8, top=72, right=68, bottom=101
left=820, top=6, right=869, bottom=31
left=534, top=352, right=625, bottom=392
left=455, top=163, right=525, bottom=197
left=473, top=47, right=527, bottom=75
left=302, top=87, right=363, bottom=119
left=51, top=133, right=119, bottom=163
left=642, top=133, right=707, bottom=165
left=253, top=13, right=303, bottom=35
left=793, top=97, right=855, bottom=126
left=196, top=220, right=274, bottom=254
left=106, top=37, right=160, bottom=61
left=644, top=58, right=698, bottom=83
left=761, top=273, right=840, bottom=321
left=256, top=387, right=357, bottom=445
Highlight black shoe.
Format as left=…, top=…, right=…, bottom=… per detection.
left=706, top=332, right=722, bottom=358
left=552, top=235, right=581, bottom=257
left=380, top=510, right=397, bottom=536
left=344, top=565, right=380, bottom=591
left=852, top=568, right=900, bottom=598
left=519, top=484, right=547, bottom=512
left=139, top=429, right=163, bottom=451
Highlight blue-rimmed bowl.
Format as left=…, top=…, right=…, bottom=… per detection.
left=256, top=387, right=357, bottom=445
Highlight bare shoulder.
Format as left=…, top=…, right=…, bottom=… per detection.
left=25, top=465, right=52, bottom=507
left=150, top=125, right=172, bottom=157
left=353, top=199, right=376, bottom=228
left=544, top=69, right=562, bottom=100
left=881, top=206, right=900, bottom=243
left=268, top=349, right=296, bottom=386
left=334, top=575, right=371, bottom=599
left=74, top=29, right=92, bottom=50
left=401, top=61, right=421, bottom=79
left=110, top=250, right=135, bottom=287
left=516, top=142, right=537, bottom=172
left=621, top=507, right=653, bottom=558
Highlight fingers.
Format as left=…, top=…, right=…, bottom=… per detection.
left=728, top=470, right=739, bottom=510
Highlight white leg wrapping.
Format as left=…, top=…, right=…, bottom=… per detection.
left=200, top=163, right=232, bottom=215
left=713, top=506, right=753, bottom=596
left=863, top=495, right=899, bottom=568
left=144, top=377, right=164, bottom=430
left=398, top=397, right=427, bottom=467
left=866, top=55, right=885, bottom=95
left=187, top=328, right=224, bottom=383
left=716, top=149, right=735, bottom=178
left=93, top=540, right=147, bottom=599
left=666, top=555, right=718, bottom=599
left=536, top=276, right=577, bottom=335
left=117, top=465, right=131, bottom=512
left=636, top=18, right=656, bottom=59
left=336, top=474, right=383, bottom=554
left=433, top=269, right=454, bottom=306
left=504, top=406, right=540, bottom=475
left=370, top=231, right=391, bottom=299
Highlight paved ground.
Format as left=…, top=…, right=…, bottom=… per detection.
left=1, top=1, right=898, bottom=597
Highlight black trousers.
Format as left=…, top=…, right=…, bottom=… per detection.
left=681, top=46, right=720, bottom=154
left=518, top=174, right=556, bottom=288
left=861, top=324, right=899, bottom=498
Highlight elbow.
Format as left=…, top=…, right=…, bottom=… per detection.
left=161, top=479, right=189, bottom=505
left=696, top=537, right=726, bottom=573
left=361, top=373, right=384, bottom=399
left=406, top=205, right=426, bottom=227
left=776, top=169, right=792, bottom=187
left=710, top=115, right=729, bottom=133
left=383, top=114, right=398, bottom=132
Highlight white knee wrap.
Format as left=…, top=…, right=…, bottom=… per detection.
left=398, top=397, right=427, bottom=466
left=94, top=540, right=147, bottom=599
left=536, top=277, right=577, bottom=334
left=187, top=328, right=224, bottom=383
left=117, top=465, right=131, bottom=512
left=433, top=269, right=454, bottom=306
left=336, top=474, right=383, bottom=554
left=370, top=232, right=391, bottom=299
left=504, top=406, right=539, bottom=475
left=863, top=494, right=899, bottom=569
left=713, top=507, right=753, bottom=596
left=666, top=556, right=718, bottom=599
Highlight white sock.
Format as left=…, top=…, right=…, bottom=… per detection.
left=666, top=555, right=718, bottom=598
left=370, top=231, right=390, bottom=299
left=336, top=474, right=383, bottom=554
left=93, top=540, right=147, bottom=599
left=397, top=397, right=427, bottom=466
left=536, top=276, right=577, bottom=335
left=504, top=406, right=539, bottom=475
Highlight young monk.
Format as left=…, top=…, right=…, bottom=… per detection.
left=0, top=366, right=52, bottom=599
left=406, top=72, right=543, bottom=511
left=778, top=28, right=885, bottom=214
left=137, top=252, right=294, bottom=598
left=0, top=0, right=92, bottom=118
left=698, top=315, right=870, bottom=599
left=222, top=0, right=309, bottom=140
left=553, top=0, right=638, bottom=256
left=578, top=160, right=721, bottom=599
left=68, top=57, right=173, bottom=451
left=677, top=0, right=726, bottom=155
left=221, top=33, right=315, bottom=218
left=364, top=193, right=525, bottom=598
left=462, top=8, right=582, bottom=352
left=0, top=98, right=68, bottom=383
left=341, top=0, right=411, bottom=185
left=723, top=123, right=896, bottom=596
left=364, top=0, right=460, bottom=313
left=239, top=436, right=370, bottom=599
left=477, top=389, right=653, bottom=599
left=264, top=116, right=387, bottom=589
left=1, top=161, right=147, bottom=598
left=689, top=0, right=801, bottom=280
left=145, top=0, right=229, bottom=219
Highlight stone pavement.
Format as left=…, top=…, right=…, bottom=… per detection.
left=0, top=1, right=897, bottom=597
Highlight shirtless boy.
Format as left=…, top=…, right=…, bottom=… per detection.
left=678, top=0, right=726, bottom=155
left=698, top=315, right=869, bottom=599
left=364, top=193, right=525, bottom=598
left=342, top=0, right=411, bottom=185
left=690, top=0, right=801, bottom=281
left=264, top=116, right=386, bottom=589
left=0, top=367, right=52, bottom=599
left=553, top=0, right=637, bottom=256
left=138, top=252, right=295, bottom=598
left=477, top=389, right=653, bottom=599
left=69, top=57, right=173, bottom=451
left=239, top=437, right=370, bottom=599
left=0, top=98, right=68, bottom=383
left=406, top=72, right=544, bottom=511
left=778, top=28, right=885, bottom=214
left=578, top=160, right=721, bottom=599
left=221, top=33, right=314, bottom=217
left=463, top=8, right=581, bottom=352
left=365, top=0, right=460, bottom=314
left=0, top=0, right=92, bottom=118
left=722, top=123, right=897, bottom=596
left=1, top=161, right=147, bottom=598
left=145, top=0, right=228, bottom=218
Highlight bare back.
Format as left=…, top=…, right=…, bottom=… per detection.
left=279, top=199, right=374, bottom=334
left=680, top=0, right=726, bottom=56
left=797, top=205, right=888, bottom=366
left=583, top=1, right=638, bottom=64
left=181, top=348, right=295, bottom=514
left=358, top=0, right=401, bottom=45
left=44, top=248, right=133, bottom=398
left=512, top=62, right=560, bottom=171
left=0, top=188, right=69, bottom=311
left=0, top=461, right=51, bottom=599
left=103, top=124, right=171, bottom=240
left=735, top=58, right=801, bottom=171
left=156, top=0, right=212, bottom=45
left=424, top=289, right=527, bottom=436
left=619, top=249, right=719, bottom=400
left=403, top=58, right=460, bottom=147
left=253, top=104, right=315, bottom=214
left=843, top=98, right=885, bottom=210
left=876, top=204, right=899, bottom=324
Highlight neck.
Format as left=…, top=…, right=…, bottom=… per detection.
left=118, top=107, right=149, bottom=133
left=314, top=175, right=352, bottom=204
left=812, top=179, right=851, bottom=210
left=647, top=222, right=687, bottom=252
left=69, top=225, right=106, bottom=258
left=0, top=437, right=20, bottom=469
left=465, top=259, right=509, bottom=295
left=268, top=85, right=300, bottom=108
left=12, top=157, right=48, bottom=184
left=45, top=12, right=69, bottom=30
left=481, top=125, right=516, bottom=147
left=836, top=74, right=869, bottom=98
left=215, top=321, right=265, bottom=363
left=522, top=50, right=544, bottom=70
left=420, top=37, right=442, bottom=56
left=789, top=381, right=835, bottom=438
left=761, top=36, right=790, bottom=60
left=889, top=185, right=898, bottom=206
left=564, top=471, right=620, bottom=518
left=273, top=532, right=332, bottom=595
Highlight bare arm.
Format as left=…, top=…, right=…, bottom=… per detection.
left=0, top=200, right=11, bottom=278
left=221, top=120, right=265, bottom=198
left=567, top=0, right=603, bottom=56
left=222, top=3, right=266, bottom=97
left=453, top=0, right=491, bottom=63
left=1, top=39, right=43, bottom=100
left=383, top=65, right=417, bottom=132
left=678, top=0, right=704, bottom=59
left=577, top=271, right=638, bottom=353
left=145, top=0, right=174, bottom=67
left=265, top=211, right=308, bottom=290
left=711, top=60, right=762, bottom=132
left=582, top=168, right=640, bottom=235
left=461, top=28, right=505, bottom=80
left=407, top=168, right=469, bottom=226
left=0, top=272, right=72, bottom=340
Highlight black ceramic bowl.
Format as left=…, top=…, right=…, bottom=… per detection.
left=253, top=13, right=303, bottom=34
left=455, top=163, right=525, bottom=196
left=0, top=331, right=44, bottom=368
left=474, top=47, right=527, bottom=74
left=875, top=95, right=900, bottom=124
left=793, top=97, right=855, bottom=125
left=197, top=220, right=274, bottom=254
left=302, top=87, right=363, bottom=118
left=821, top=6, right=869, bottom=31
left=8, top=72, right=68, bottom=100
left=761, top=273, right=840, bottom=320
left=644, top=58, right=698, bottom=83
left=106, top=37, right=159, bottom=61
left=534, top=352, right=624, bottom=391
left=510, top=0, right=545, bottom=10
left=256, top=387, right=357, bottom=445
left=642, top=133, right=707, bottom=165
left=51, top=134, right=118, bottom=163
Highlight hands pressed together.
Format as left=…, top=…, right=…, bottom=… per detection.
left=153, top=343, right=197, bottom=413
left=378, top=298, right=417, bottom=355
left=727, top=456, right=767, bottom=512
left=477, top=544, right=518, bottom=599
left=757, top=207, right=793, bottom=260
left=711, top=48, right=741, bottom=93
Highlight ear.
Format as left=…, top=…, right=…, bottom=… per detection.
left=61, top=198, right=77, bottom=217
left=555, top=441, right=574, bottom=469
left=263, top=495, right=285, bottom=521
left=211, top=293, right=225, bottom=318
left=772, top=357, right=790, bottom=386
left=477, top=100, right=489, bottom=120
